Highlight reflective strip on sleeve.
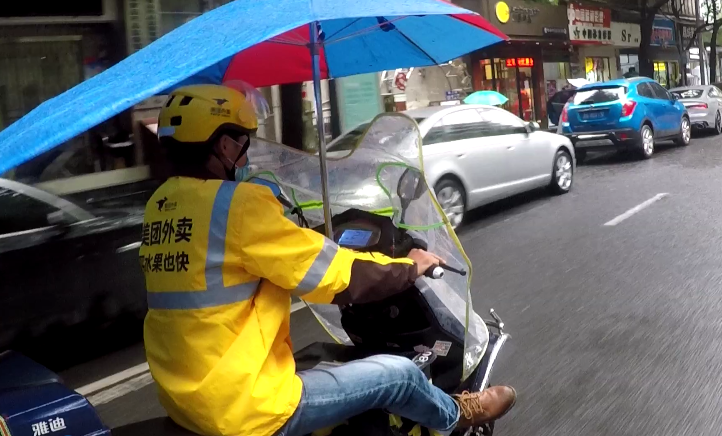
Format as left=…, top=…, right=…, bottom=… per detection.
left=148, top=181, right=259, bottom=310
left=293, top=238, right=339, bottom=296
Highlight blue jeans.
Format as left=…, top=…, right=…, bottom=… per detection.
left=275, top=354, right=460, bottom=436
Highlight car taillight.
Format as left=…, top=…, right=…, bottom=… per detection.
left=561, top=104, right=569, bottom=123
left=621, top=100, right=637, bottom=117
left=687, top=103, right=708, bottom=109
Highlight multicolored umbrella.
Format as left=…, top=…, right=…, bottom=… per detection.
left=0, top=0, right=507, bottom=234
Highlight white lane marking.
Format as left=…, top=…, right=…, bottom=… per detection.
left=87, top=372, right=154, bottom=406
left=291, top=301, right=307, bottom=312
left=76, top=362, right=150, bottom=396
left=604, top=193, right=669, bottom=226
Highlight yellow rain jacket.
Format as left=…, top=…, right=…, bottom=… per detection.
left=140, top=176, right=413, bottom=436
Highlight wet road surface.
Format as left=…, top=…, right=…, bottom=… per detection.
left=62, top=132, right=722, bottom=435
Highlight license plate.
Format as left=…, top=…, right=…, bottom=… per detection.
left=581, top=111, right=605, bottom=120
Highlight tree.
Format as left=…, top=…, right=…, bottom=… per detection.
left=703, top=0, right=722, bottom=81
left=638, top=0, right=674, bottom=77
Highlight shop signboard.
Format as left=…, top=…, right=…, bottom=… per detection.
left=336, top=73, right=383, bottom=133
left=125, top=0, right=161, bottom=54
left=479, top=0, right=568, bottom=37
left=506, top=57, right=534, bottom=67
left=651, top=18, right=675, bottom=47
left=568, top=3, right=612, bottom=44
left=681, top=25, right=695, bottom=49
left=610, top=22, right=640, bottom=48
left=543, top=27, right=568, bottom=38
left=445, top=90, right=461, bottom=101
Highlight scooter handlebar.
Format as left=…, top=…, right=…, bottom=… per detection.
left=424, top=266, right=445, bottom=279
left=423, top=264, right=468, bottom=279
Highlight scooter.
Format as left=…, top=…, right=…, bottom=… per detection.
left=0, top=114, right=510, bottom=436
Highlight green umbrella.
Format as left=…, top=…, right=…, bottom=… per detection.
left=464, top=90, right=508, bottom=106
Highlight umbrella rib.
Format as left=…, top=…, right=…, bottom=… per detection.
left=324, top=18, right=362, bottom=42
left=392, top=25, right=441, bottom=67
left=267, top=38, right=309, bottom=46
left=325, top=16, right=409, bottom=45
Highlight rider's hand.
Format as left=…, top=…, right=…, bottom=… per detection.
left=407, top=248, right=445, bottom=277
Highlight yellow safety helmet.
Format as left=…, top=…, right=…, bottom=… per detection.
left=157, top=84, right=260, bottom=145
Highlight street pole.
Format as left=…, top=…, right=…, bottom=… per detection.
left=695, top=0, right=708, bottom=84
left=309, top=21, right=334, bottom=238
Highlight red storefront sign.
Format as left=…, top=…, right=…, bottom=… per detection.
left=506, top=57, right=534, bottom=68
left=568, top=3, right=612, bottom=44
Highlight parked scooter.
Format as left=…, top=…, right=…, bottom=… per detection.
left=0, top=114, right=510, bottom=436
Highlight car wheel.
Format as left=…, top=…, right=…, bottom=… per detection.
left=674, top=116, right=691, bottom=146
left=575, top=150, right=586, bottom=165
left=714, top=111, right=721, bottom=135
left=549, top=149, right=573, bottom=195
left=435, top=178, right=466, bottom=229
left=638, top=124, right=654, bottom=159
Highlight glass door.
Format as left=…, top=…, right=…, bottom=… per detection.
left=518, top=67, right=535, bottom=122
left=494, top=59, right=518, bottom=117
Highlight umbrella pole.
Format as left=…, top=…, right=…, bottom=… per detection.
left=309, top=21, right=334, bottom=238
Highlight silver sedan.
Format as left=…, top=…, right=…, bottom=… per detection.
left=669, top=85, right=722, bottom=134
left=327, top=105, right=575, bottom=228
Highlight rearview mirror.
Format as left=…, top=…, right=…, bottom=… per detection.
left=397, top=168, right=425, bottom=224
left=47, top=210, right=73, bottom=226
left=398, top=168, right=424, bottom=204
left=525, top=121, right=540, bottom=133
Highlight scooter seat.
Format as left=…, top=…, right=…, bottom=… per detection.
left=112, top=417, right=197, bottom=436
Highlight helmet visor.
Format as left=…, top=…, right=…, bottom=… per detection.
left=223, top=80, right=270, bottom=121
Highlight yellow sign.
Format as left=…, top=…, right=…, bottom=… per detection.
left=496, top=1, right=510, bottom=24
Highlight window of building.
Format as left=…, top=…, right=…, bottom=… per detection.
left=543, top=62, right=572, bottom=97
left=159, top=0, right=232, bottom=35
left=619, top=54, right=639, bottom=77
left=585, top=57, right=611, bottom=82
left=653, top=61, right=681, bottom=89
left=0, top=37, right=134, bottom=184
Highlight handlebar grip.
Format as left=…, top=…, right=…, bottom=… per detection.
left=424, top=266, right=444, bottom=279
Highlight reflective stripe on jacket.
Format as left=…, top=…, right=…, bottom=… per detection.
left=141, top=177, right=411, bottom=436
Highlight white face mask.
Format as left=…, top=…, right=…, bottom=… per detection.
left=234, top=158, right=251, bottom=182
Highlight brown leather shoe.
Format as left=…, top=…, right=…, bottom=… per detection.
left=453, top=386, right=517, bottom=428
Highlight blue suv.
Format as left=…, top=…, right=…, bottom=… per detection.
left=561, top=77, right=690, bottom=162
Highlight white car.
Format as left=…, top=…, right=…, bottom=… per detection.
left=327, top=105, right=575, bottom=228
left=669, top=85, right=722, bottom=134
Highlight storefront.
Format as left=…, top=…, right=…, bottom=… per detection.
left=681, top=24, right=705, bottom=85
left=612, top=21, right=641, bottom=77
left=460, top=0, right=571, bottom=125
left=649, top=17, right=681, bottom=88
left=568, top=3, right=618, bottom=82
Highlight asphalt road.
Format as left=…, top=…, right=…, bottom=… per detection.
left=61, top=132, right=722, bottom=435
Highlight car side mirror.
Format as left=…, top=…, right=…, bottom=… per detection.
left=47, top=211, right=75, bottom=231
left=672, top=94, right=679, bottom=100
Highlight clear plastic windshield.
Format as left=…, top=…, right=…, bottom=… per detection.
left=246, top=113, right=488, bottom=380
